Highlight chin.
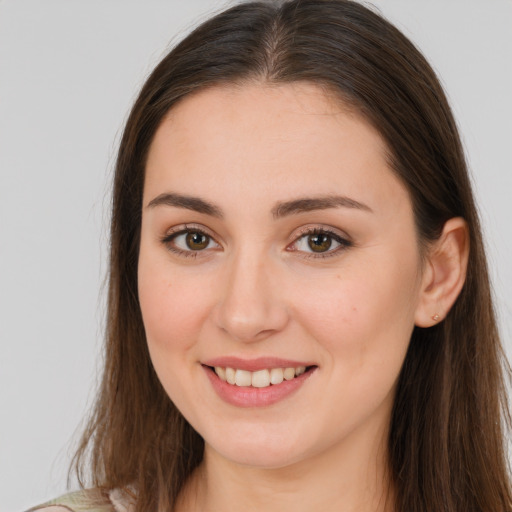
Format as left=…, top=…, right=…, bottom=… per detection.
left=204, top=426, right=310, bottom=469
left=216, top=445, right=304, bottom=469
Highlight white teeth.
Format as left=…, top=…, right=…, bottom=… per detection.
left=270, top=368, right=284, bottom=385
left=214, top=365, right=309, bottom=388
left=283, top=367, right=296, bottom=381
left=295, top=366, right=306, bottom=376
left=225, top=367, right=236, bottom=385
left=235, top=369, right=252, bottom=387
left=215, top=366, right=226, bottom=382
left=252, top=369, right=270, bottom=388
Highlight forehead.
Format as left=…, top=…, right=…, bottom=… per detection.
left=144, top=82, right=409, bottom=219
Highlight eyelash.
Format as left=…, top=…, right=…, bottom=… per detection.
left=161, top=224, right=217, bottom=259
left=161, top=225, right=353, bottom=260
left=288, top=227, right=353, bottom=259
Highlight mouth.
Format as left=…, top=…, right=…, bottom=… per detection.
left=202, top=357, right=318, bottom=407
left=205, top=365, right=316, bottom=388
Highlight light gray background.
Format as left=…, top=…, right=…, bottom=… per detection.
left=1, top=1, right=511, bottom=510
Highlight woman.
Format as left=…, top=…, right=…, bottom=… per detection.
left=28, top=0, right=511, bottom=511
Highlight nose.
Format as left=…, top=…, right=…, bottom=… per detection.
left=213, top=249, right=289, bottom=343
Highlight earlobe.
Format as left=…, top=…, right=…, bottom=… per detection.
left=414, top=217, right=469, bottom=327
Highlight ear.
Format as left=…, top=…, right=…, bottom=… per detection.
left=414, top=217, right=469, bottom=327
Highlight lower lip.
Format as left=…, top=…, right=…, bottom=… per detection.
left=203, top=366, right=316, bottom=408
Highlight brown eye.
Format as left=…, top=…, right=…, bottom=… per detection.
left=164, top=229, right=219, bottom=254
left=307, top=233, right=332, bottom=252
left=185, top=231, right=210, bottom=250
left=289, top=228, right=351, bottom=258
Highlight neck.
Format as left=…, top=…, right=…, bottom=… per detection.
left=176, top=422, right=394, bottom=512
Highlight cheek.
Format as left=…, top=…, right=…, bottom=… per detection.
left=137, top=257, right=211, bottom=355
left=137, top=258, right=216, bottom=415
left=291, top=253, right=419, bottom=367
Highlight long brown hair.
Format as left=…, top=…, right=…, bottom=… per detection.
left=72, top=1, right=512, bottom=510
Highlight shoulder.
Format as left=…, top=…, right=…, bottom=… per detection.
left=25, top=487, right=135, bottom=512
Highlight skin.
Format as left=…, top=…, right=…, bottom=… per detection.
left=138, top=82, right=467, bottom=512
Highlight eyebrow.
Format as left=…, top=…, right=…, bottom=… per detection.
left=147, top=192, right=224, bottom=218
left=146, top=192, right=372, bottom=218
left=271, top=195, right=373, bottom=218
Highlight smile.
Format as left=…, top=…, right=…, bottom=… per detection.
left=203, top=362, right=317, bottom=408
left=213, top=366, right=307, bottom=388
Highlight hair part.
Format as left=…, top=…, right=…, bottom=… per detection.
left=72, top=1, right=512, bottom=511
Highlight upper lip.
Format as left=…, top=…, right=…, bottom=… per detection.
left=202, top=356, right=315, bottom=372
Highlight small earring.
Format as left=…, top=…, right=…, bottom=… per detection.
left=432, top=313, right=440, bottom=322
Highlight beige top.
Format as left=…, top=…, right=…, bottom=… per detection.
left=26, top=488, right=135, bottom=512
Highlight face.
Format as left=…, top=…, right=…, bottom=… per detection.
left=138, top=82, right=425, bottom=470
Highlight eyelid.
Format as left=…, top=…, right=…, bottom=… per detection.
left=286, top=224, right=353, bottom=258
left=159, top=223, right=352, bottom=259
left=163, top=223, right=218, bottom=240
left=161, top=223, right=222, bottom=257
left=291, top=224, right=351, bottom=241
